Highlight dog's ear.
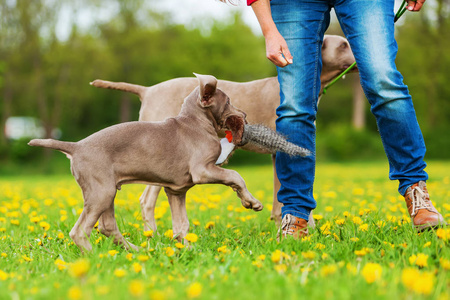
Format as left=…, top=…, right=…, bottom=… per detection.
left=225, top=115, right=245, bottom=145
left=194, top=73, right=217, bottom=107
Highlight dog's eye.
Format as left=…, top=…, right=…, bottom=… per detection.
left=340, top=42, right=348, bottom=49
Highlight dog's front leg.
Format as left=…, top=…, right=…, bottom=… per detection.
left=164, top=188, right=190, bottom=244
left=192, top=165, right=263, bottom=212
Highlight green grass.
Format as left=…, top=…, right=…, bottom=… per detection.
left=0, top=161, right=449, bottom=299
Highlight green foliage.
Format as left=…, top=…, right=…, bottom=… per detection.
left=0, top=0, right=449, bottom=165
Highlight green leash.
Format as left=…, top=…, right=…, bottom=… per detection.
left=322, top=1, right=411, bottom=95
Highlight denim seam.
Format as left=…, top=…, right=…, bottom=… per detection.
left=283, top=210, right=310, bottom=220
left=336, top=8, right=400, bottom=191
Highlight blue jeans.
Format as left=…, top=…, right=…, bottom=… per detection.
left=271, top=0, right=428, bottom=221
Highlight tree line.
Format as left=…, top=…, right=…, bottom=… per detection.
left=1, top=0, right=449, bottom=164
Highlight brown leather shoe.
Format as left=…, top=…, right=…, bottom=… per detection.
left=404, top=181, right=446, bottom=231
left=277, top=214, right=308, bottom=241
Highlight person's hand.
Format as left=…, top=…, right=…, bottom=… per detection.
left=406, top=0, right=426, bottom=12
left=264, top=30, right=293, bottom=68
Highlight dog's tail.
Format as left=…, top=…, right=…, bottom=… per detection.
left=28, top=139, right=76, bottom=158
left=90, top=79, right=146, bottom=99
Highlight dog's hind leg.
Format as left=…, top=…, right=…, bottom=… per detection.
left=139, top=185, right=161, bottom=232
left=69, top=185, right=117, bottom=253
left=164, top=188, right=189, bottom=244
left=98, top=202, right=139, bottom=251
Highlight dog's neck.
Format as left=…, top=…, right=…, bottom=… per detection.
left=179, top=94, right=220, bottom=135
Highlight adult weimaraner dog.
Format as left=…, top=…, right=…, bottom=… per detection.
left=29, top=74, right=263, bottom=252
left=91, top=35, right=356, bottom=229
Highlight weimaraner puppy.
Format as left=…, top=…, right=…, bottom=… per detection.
left=91, top=35, right=356, bottom=228
left=29, top=74, right=262, bottom=252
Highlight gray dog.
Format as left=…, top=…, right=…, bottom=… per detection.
left=29, top=74, right=263, bottom=252
left=91, top=35, right=356, bottom=229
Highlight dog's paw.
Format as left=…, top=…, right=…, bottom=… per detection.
left=251, top=201, right=264, bottom=212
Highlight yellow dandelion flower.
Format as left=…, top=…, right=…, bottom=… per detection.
left=335, top=219, right=345, bottom=225
left=0, top=270, right=9, bottom=281
left=217, top=245, right=230, bottom=254
left=354, top=249, right=367, bottom=257
left=350, top=237, right=359, bottom=242
left=54, top=259, right=67, bottom=271
left=343, top=211, right=351, bottom=217
left=164, top=229, right=174, bottom=239
left=113, top=268, right=127, bottom=278
left=126, top=253, right=133, bottom=261
left=320, top=265, right=337, bottom=277
left=252, top=260, right=263, bottom=268
left=22, top=255, right=33, bottom=262
left=376, top=220, right=386, bottom=228
left=204, top=221, right=215, bottom=229
left=149, top=290, right=165, bottom=300
left=57, top=232, right=64, bottom=239
left=39, top=221, right=50, bottom=231
left=129, top=280, right=145, bottom=297
left=143, top=230, right=154, bottom=237
left=358, top=224, right=369, bottom=232
left=315, top=243, right=326, bottom=250
left=132, top=262, right=142, bottom=273
left=186, top=282, right=202, bottom=298
left=137, top=255, right=149, bottom=262
left=271, top=250, right=282, bottom=263
left=352, top=216, right=362, bottom=225
left=325, top=206, right=333, bottom=212
left=439, top=258, right=450, bottom=270
left=322, top=253, right=329, bottom=260
left=313, top=214, right=323, bottom=221
left=436, top=228, right=449, bottom=241
left=140, top=242, right=147, bottom=247
left=185, top=233, right=198, bottom=243
left=175, top=242, right=185, bottom=249
left=274, top=263, right=287, bottom=274
left=361, top=263, right=382, bottom=284
left=108, top=250, right=119, bottom=257
left=1, top=253, right=7, bottom=258
left=346, top=263, right=357, bottom=275
left=301, top=251, right=316, bottom=260
left=415, top=253, right=428, bottom=268
left=68, top=286, right=82, bottom=300
left=402, top=268, right=434, bottom=295
left=69, top=259, right=90, bottom=278
left=193, top=220, right=200, bottom=226
left=258, top=254, right=266, bottom=261
left=165, top=247, right=175, bottom=257
left=423, top=241, right=431, bottom=248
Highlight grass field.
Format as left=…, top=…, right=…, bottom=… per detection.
left=0, top=161, right=449, bottom=299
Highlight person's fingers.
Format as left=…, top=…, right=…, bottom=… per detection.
left=407, top=0, right=426, bottom=12
left=267, top=51, right=288, bottom=67
left=281, top=45, right=293, bottom=64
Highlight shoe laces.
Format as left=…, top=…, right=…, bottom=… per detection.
left=410, top=185, right=432, bottom=217
left=281, top=214, right=295, bottom=235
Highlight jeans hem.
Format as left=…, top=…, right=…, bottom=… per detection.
left=282, top=210, right=310, bottom=221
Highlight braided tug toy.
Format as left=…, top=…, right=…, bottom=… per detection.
left=215, top=116, right=311, bottom=165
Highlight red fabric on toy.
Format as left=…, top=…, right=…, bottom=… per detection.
left=225, top=131, right=233, bottom=143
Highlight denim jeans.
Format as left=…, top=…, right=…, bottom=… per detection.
left=271, top=0, right=428, bottom=221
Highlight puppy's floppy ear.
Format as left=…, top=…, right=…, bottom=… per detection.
left=225, top=115, right=245, bottom=145
left=194, top=73, right=217, bottom=107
